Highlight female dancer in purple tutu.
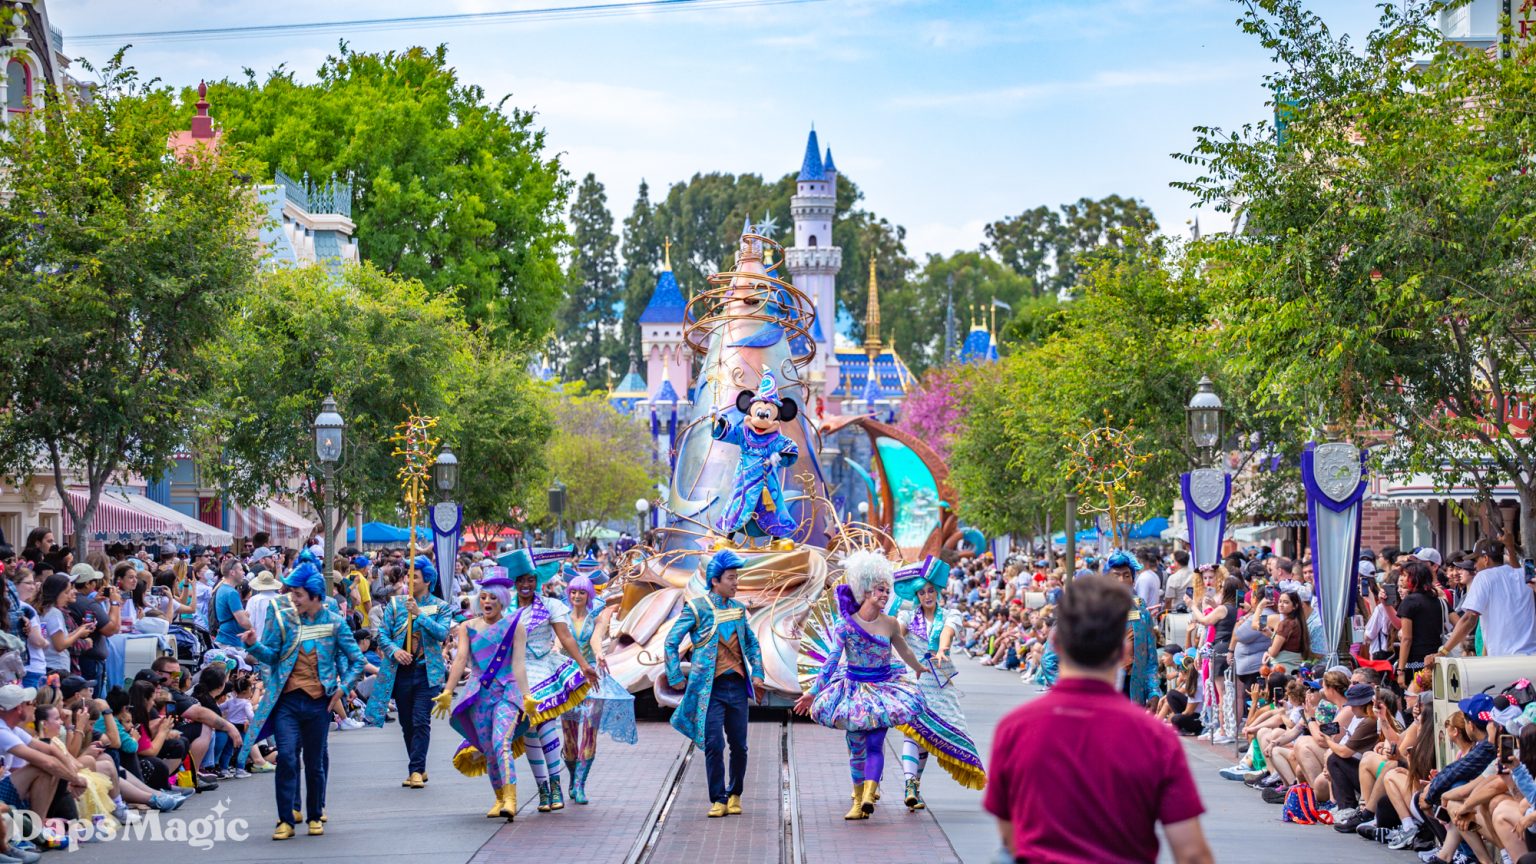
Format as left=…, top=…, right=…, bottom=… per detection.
left=793, top=550, right=929, bottom=820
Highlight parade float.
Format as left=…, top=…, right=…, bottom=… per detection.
left=602, top=224, right=975, bottom=706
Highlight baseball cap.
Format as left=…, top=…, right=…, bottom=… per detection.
left=249, top=547, right=277, bottom=561
left=59, top=676, right=90, bottom=699
left=1357, top=560, right=1376, bottom=577
left=1344, top=683, right=1375, bottom=707
left=1451, top=554, right=1477, bottom=570
left=1412, top=547, right=1443, bottom=566
left=0, top=684, right=37, bottom=710
left=1472, top=538, right=1504, bottom=561
left=1459, top=693, right=1496, bottom=724
left=69, top=563, right=103, bottom=584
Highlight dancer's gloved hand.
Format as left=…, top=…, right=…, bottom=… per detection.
left=431, top=690, right=453, bottom=719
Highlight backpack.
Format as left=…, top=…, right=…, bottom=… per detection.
left=1281, top=782, right=1332, bottom=825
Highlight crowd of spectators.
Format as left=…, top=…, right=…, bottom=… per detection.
left=958, top=535, right=1536, bottom=864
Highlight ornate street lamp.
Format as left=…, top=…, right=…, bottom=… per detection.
left=313, top=395, right=344, bottom=557
left=1185, top=375, right=1224, bottom=465
left=432, top=447, right=459, bottom=499
left=635, top=497, right=651, bottom=538
left=430, top=446, right=462, bottom=598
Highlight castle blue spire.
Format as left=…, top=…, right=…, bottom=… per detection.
left=823, top=147, right=836, bottom=174
left=639, top=268, right=686, bottom=324
left=797, top=128, right=825, bottom=181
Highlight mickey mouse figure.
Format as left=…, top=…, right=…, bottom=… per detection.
left=712, top=365, right=801, bottom=550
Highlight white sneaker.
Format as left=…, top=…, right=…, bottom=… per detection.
left=234, top=768, right=252, bottom=778
left=1333, top=808, right=1358, bottom=823
left=1387, top=824, right=1419, bottom=850
left=1211, top=734, right=1235, bottom=745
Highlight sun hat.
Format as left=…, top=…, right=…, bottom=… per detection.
left=248, top=570, right=281, bottom=592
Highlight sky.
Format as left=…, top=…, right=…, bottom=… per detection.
left=46, top=0, right=1388, bottom=259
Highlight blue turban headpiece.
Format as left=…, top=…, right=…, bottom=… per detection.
left=1105, top=550, right=1140, bottom=573
left=892, top=555, right=951, bottom=603
left=282, top=561, right=325, bottom=597
left=706, top=549, right=746, bottom=585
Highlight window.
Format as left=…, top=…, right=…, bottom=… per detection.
left=808, top=235, right=818, bottom=247
left=6, top=58, right=30, bottom=114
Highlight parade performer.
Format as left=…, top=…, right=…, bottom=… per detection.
left=238, top=562, right=364, bottom=840
left=793, top=550, right=932, bottom=821
left=712, top=366, right=800, bottom=548
left=507, top=549, right=598, bottom=813
left=664, top=550, right=766, bottom=818
left=1108, top=551, right=1161, bottom=706
left=893, top=557, right=985, bottom=812
left=364, top=563, right=452, bottom=789
left=559, top=567, right=637, bottom=805
left=434, top=568, right=524, bottom=820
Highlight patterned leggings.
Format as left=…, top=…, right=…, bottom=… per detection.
left=521, top=719, right=563, bottom=785
left=900, top=738, right=929, bottom=779
left=845, top=728, right=888, bottom=785
left=486, top=701, right=520, bottom=789
left=561, top=700, right=605, bottom=761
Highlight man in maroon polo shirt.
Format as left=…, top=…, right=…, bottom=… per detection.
left=983, top=574, right=1212, bottom=864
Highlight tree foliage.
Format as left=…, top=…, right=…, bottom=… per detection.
left=555, top=173, right=624, bottom=389
left=204, top=43, right=570, bottom=344
left=0, top=56, right=261, bottom=553
left=984, top=195, right=1158, bottom=297
left=1177, top=0, right=1536, bottom=548
left=886, top=251, right=1036, bottom=372
left=196, top=263, right=474, bottom=525
left=521, top=384, right=662, bottom=541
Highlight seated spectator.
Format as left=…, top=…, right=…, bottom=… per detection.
left=0, top=684, right=85, bottom=820
left=93, top=687, right=186, bottom=812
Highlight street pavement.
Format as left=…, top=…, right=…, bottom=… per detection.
left=64, top=659, right=1416, bottom=863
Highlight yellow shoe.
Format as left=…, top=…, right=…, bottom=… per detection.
left=272, top=823, right=295, bottom=841
left=292, top=809, right=301, bottom=823
left=486, top=784, right=516, bottom=819
left=859, top=780, right=878, bottom=814
left=843, top=799, right=866, bottom=820
left=405, top=771, right=425, bottom=789
left=307, top=820, right=324, bottom=836
left=421, top=771, right=429, bottom=784
left=707, top=802, right=728, bottom=818
left=321, top=810, right=328, bottom=823
left=726, top=794, right=742, bottom=815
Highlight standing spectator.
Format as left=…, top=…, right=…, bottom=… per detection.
left=1165, top=550, right=1193, bottom=612
left=1438, top=537, right=1536, bottom=658
left=37, top=575, right=91, bottom=678
left=1134, top=549, right=1163, bottom=615
left=211, top=559, right=251, bottom=650
left=1395, top=561, right=1444, bottom=689
left=985, top=575, right=1211, bottom=863
left=244, top=570, right=283, bottom=644
left=67, top=564, right=119, bottom=693
left=8, top=569, right=47, bottom=688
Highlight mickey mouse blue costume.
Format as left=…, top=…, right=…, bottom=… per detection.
left=712, top=365, right=800, bottom=545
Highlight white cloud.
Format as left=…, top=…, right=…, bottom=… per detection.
left=904, top=218, right=989, bottom=259
left=890, top=63, right=1254, bottom=110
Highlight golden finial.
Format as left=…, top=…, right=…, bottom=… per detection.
left=662, top=237, right=672, bottom=272
left=863, top=259, right=882, bottom=362
left=989, top=299, right=996, bottom=335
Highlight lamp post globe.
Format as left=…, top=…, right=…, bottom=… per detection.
left=314, top=395, right=344, bottom=464
left=635, top=497, right=650, bottom=537
left=1186, top=375, right=1224, bottom=462
left=433, top=446, right=460, bottom=496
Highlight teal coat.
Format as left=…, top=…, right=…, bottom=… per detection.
left=363, top=594, right=453, bottom=727
left=237, top=597, right=364, bottom=766
left=664, top=593, right=764, bottom=746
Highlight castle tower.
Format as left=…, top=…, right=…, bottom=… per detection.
left=786, top=128, right=842, bottom=414
left=639, top=239, right=692, bottom=399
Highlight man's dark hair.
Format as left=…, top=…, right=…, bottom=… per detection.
left=1136, top=548, right=1160, bottom=566
left=1172, top=550, right=1190, bottom=567
left=150, top=655, right=180, bottom=674
left=251, top=531, right=270, bottom=549
left=1055, top=575, right=1133, bottom=669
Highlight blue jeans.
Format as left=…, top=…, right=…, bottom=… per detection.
left=273, top=690, right=330, bottom=825
left=391, top=662, right=432, bottom=774
left=703, top=672, right=749, bottom=804
left=21, top=672, right=43, bottom=689
left=203, top=730, right=235, bottom=771
left=77, top=657, right=105, bottom=696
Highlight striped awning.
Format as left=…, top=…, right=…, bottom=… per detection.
left=61, top=489, right=181, bottom=543
left=228, top=500, right=315, bottom=543
left=125, top=494, right=234, bottom=546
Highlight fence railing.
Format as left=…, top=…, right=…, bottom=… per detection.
left=273, top=169, right=352, bottom=218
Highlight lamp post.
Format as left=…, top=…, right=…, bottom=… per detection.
left=313, top=395, right=345, bottom=559
left=1064, top=493, right=1078, bottom=584
left=857, top=500, right=870, bottom=520
left=429, top=446, right=460, bottom=598
left=1181, top=377, right=1231, bottom=569
left=635, top=497, right=650, bottom=540
left=548, top=481, right=567, bottom=547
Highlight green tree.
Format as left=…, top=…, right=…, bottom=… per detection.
left=522, top=384, right=662, bottom=543
left=197, top=263, right=473, bottom=534
left=1178, top=0, right=1536, bottom=548
left=0, top=57, right=260, bottom=554
left=443, top=347, right=554, bottom=550
left=619, top=180, right=662, bottom=364
left=885, top=251, right=1035, bottom=372
left=985, top=195, right=1158, bottom=297
left=204, top=44, right=570, bottom=344
left=556, top=173, right=624, bottom=389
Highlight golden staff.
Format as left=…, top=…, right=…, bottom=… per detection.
left=390, top=409, right=440, bottom=654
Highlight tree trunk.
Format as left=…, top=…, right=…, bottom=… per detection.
left=1517, top=482, right=1536, bottom=562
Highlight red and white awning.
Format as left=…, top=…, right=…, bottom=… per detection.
left=61, top=489, right=181, bottom=543
left=228, top=500, right=315, bottom=544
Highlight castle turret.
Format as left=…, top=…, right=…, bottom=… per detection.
left=786, top=128, right=842, bottom=414
left=639, top=239, right=691, bottom=399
